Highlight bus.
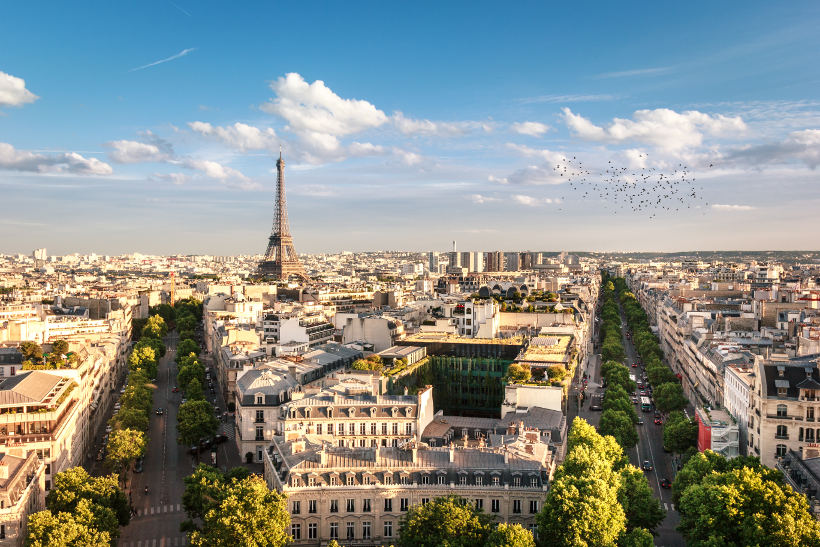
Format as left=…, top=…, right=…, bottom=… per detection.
left=629, top=374, right=637, bottom=385
left=640, top=396, right=652, bottom=412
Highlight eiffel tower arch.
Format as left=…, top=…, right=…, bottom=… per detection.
left=258, top=152, right=308, bottom=281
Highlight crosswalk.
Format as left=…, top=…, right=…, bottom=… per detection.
left=119, top=536, right=188, bottom=547
left=664, top=503, right=676, bottom=512
left=134, top=503, right=183, bottom=517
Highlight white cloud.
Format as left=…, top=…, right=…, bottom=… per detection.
left=152, top=172, right=189, bottom=185
left=392, top=111, right=479, bottom=137
left=107, top=140, right=169, bottom=163
left=513, top=194, right=559, bottom=206
left=0, top=70, right=38, bottom=108
left=181, top=158, right=248, bottom=181
left=262, top=73, right=387, bottom=137
left=505, top=143, right=567, bottom=164
left=393, top=148, right=422, bottom=166
left=711, top=204, right=756, bottom=211
left=595, top=66, right=672, bottom=79
left=506, top=165, right=568, bottom=186
left=348, top=141, right=385, bottom=156
left=189, top=121, right=278, bottom=151
left=511, top=121, right=550, bottom=137
left=471, top=193, right=499, bottom=204
left=516, top=93, right=616, bottom=105
left=129, top=47, right=196, bottom=72
left=725, top=129, right=820, bottom=169
left=0, top=142, right=112, bottom=175
left=562, top=107, right=746, bottom=153
left=488, top=175, right=508, bottom=185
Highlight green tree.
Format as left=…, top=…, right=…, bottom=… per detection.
left=151, top=303, right=176, bottom=325
left=566, top=417, right=627, bottom=469
left=178, top=361, right=205, bottom=389
left=351, top=359, right=382, bottom=372
left=26, top=499, right=112, bottom=547
left=141, top=314, right=168, bottom=340
left=599, top=409, right=638, bottom=451
left=653, top=382, right=688, bottom=414
left=672, top=450, right=780, bottom=506
left=603, top=393, right=637, bottom=423
left=51, top=339, right=69, bottom=357
left=505, top=363, right=532, bottom=384
left=110, top=406, right=149, bottom=432
left=663, top=411, right=698, bottom=453
left=120, top=381, right=153, bottom=415
left=618, top=527, right=654, bottom=547
left=106, top=428, right=146, bottom=476
left=177, top=313, right=198, bottom=333
left=186, top=377, right=205, bottom=400
left=20, top=341, right=43, bottom=362
left=678, top=466, right=820, bottom=546
left=487, top=523, right=535, bottom=547
left=178, top=400, right=218, bottom=445
left=43, top=467, right=129, bottom=541
left=176, top=339, right=201, bottom=362
left=618, top=466, right=665, bottom=533
left=136, top=336, right=166, bottom=359
left=184, top=471, right=290, bottom=547
left=398, top=495, right=492, bottom=547
left=128, top=345, right=158, bottom=379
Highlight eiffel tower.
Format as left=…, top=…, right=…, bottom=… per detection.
left=258, top=151, right=308, bottom=281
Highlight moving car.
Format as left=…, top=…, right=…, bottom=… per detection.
left=660, top=478, right=672, bottom=489
left=155, top=408, right=164, bottom=416
left=213, top=434, right=228, bottom=444
left=654, top=418, right=663, bottom=425
left=172, top=386, right=180, bottom=393
left=642, top=460, right=653, bottom=472
left=637, top=418, right=644, bottom=425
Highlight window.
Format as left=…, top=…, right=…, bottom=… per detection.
left=776, top=425, right=788, bottom=439
left=292, top=501, right=301, bottom=514
left=256, top=410, right=264, bottom=422
left=309, top=500, right=317, bottom=514
left=256, top=395, right=263, bottom=404
left=513, top=500, right=522, bottom=514
left=290, top=524, right=301, bottom=540
left=308, top=522, right=317, bottom=540
left=384, top=521, right=393, bottom=538
left=308, top=476, right=315, bottom=487
left=492, top=476, right=500, bottom=486
left=491, top=499, right=500, bottom=513
left=382, top=423, right=388, bottom=435
left=401, top=498, right=409, bottom=511
left=530, top=477, right=538, bottom=487
left=384, top=473, right=392, bottom=485
left=400, top=475, right=408, bottom=485
left=347, top=475, right=355, bottom=486
left=328, top=423, right=334, bottom=435
left=777, top=404, right=788, bottom=417
left=384, top=498, right=393, bottom=512
left=330, top=476, right=338, bottom=486
left=476, top=475, right=483, bottom=486
left=330, top=522, right=339, bottom=539
left=363, top=475, right=370, bottom=485
left=371, top=423, right=377, bottom=434
left=776, top=444, right=787, bottom=458
left=475, top=499, right=483, bottom=510
left=346, top=499, right=355, bottom=512
left=360, top=423, right=367, bottom=435
left=808, top=429, right=816, bottom=443
left=330, top=499, right=339, bottom=513
left=347, top=522, right=355, bottom=540
left=362, top=521, right=371, bottom=540
left=438, top=474, right=446, bottom=485
left=421, top=498, right=429, bottom=505
left=529, top=500, right=539, bottom=514
left=316, top=423, right=323, bottom=434
left=349, top=423, right=356, bottom=435
left=422, top=475, right=429, bottom=485
left=255, top=426, right=264, bottom=441
left=405, top=423, right=413, bottom=435
left=363, top=498, right=371, bottom=512
left=392, top=423, right=399, bottom=435
left=513, top=476, right=521, bottom=487
left=460, top=475, right=467, bottom=485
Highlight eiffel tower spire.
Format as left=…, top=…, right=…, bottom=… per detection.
left=258, top=151, right=308, bottom=280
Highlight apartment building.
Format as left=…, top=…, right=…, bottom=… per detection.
left=750, top=354, right=820, bottom=467
left=0, top=449, right=45, bottom=545
left=264, top=434, right=549, bottom=546
left=724, top=364, right=755, bottom=455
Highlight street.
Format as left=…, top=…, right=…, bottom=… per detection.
left=118, top=332, right=242, bottom=547
left=569, top=308, right=685, bottom=546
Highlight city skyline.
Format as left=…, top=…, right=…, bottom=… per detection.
left=2, top=1, right=820, bottom=254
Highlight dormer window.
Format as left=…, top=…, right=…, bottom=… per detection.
left=405, top=407, right=413, bottom=417
left=370, top=407, right=377, bottom=416
left=256, top=394, right=264, bottom=405
left=778, top=387, right=787, bottom=397
left=349, top=407, right=356, bottom=417
left=392, top=407, right=399, bottom=417
left=327, top=407, right=333, bottom=418
left=305, top=408, right=311, bottom=418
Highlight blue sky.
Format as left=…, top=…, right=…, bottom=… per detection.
left=1, top=1, right=819, bottom=255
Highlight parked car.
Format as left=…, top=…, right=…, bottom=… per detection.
left=642, top=460, right=653, bottom=472
left=590, top=403, right=603, bottom=411
left=134, top=457, right=144, bottom=473
left=214, top=407, right=220, bottom=416
left=631, top=363, right=638, bottom=368
left=654, top=418, right=663, bottom=425
left=637, top=418, right=644, bottom=425
left=213, top=434, right=228, bottom=444
left=172, top=386, right=180, bottom=393
left=199, top=438, right=213, bottom=449
left=155, top=408, right=164, bottom=416
left=188, top=445, right=199, bottom=455
left=660, top=478, right=672, bottom=489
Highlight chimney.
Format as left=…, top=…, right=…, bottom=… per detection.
left=288, top=365, right=297, bottom=381
left=319, top=448, right=327, bottom=466
left=504, top=450, right=509, bottom=464
left=449, top=445, right=455, bottom=463
left=403, top=386, right=408, bottom=396
left=411, top=447, right=418, bottom=462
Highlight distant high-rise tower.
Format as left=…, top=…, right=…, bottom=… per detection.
left=258, top=152, right=308, bottom=281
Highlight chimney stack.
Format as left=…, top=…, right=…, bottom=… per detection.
left=448, top=445, right=455, bottom=463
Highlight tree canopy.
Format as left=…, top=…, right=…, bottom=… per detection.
left=105, top=428, right=146, bottom=476
left=653, top=382, right=688, bottom=414
left=486, top=523, right=535, bottom=547
left=178, top=400, right=218, bottom=445
left=598, top=409, right=638, bottom=451
left=141, top=314, right=168, bottom=340
left=398, top=495, right=493, bottom=547
left=182, top=465, right=289, bottom=547
left=505, top=363, right=532, bottom=384
left=663, top=411, right=698, bottom=454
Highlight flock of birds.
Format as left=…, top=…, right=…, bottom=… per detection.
left=555, top=154, right=714, bottom=219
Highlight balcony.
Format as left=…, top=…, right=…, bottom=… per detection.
left=775, top=434, right=790, bottom=440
